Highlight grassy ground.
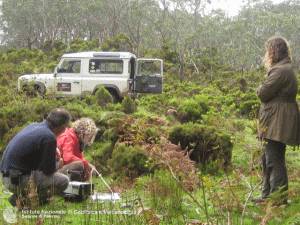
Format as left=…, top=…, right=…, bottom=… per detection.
left=1, top=118, right=300, bottom=224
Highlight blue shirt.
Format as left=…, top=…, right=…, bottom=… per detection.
left=0, top=121, right=57, bottom=175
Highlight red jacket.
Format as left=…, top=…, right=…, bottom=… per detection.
left=57, top=127, right=89, bottom=170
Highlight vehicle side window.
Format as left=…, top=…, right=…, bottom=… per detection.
left=57, top=60, right=81, bottom=73
left=89, top=59, right=123, bottom=74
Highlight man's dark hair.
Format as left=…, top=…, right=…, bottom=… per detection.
left=46, top=108, right=71, bottom=128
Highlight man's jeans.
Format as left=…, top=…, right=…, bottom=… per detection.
left=1, top=171, right=69, bottom=201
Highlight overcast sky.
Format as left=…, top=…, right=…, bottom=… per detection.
left=208, top=0, right=286, bottom=17
left=0, top=0, right=289, bottom=18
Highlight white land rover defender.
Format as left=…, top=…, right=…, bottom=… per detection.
left=17, top=51, right=163, bottom=101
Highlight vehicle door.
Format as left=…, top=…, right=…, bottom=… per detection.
left=135, top=59, right=163, bottom=94
left=55, top=59, right=82, bottom=97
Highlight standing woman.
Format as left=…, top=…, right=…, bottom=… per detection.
left=256, top=37, right=300, bottom=204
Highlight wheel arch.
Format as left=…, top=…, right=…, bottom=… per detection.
left=22, top=81, right=46, bottom=95
left=92, top=84, right=121, bottom=97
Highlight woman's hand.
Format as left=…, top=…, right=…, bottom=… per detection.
left=55, top=147, right=64, bottom=170
left=56, top=147, right=61, bottom=161
left=84, top=163, right=96, bottom=181
left=88, top=163, right=95, bottom=171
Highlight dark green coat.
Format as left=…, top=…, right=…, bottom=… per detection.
left=257, top=57, right=300, bottom=146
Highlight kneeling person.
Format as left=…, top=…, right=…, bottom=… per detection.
left=57, top=118, right=97, bottom=181
left=0, top=108, right=71, bottom=207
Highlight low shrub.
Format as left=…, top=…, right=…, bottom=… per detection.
left=168, top=122, right=233, bottom=174
left=3, top=124, right=27, bottom=146
left=106, top=102, right=123, bottom=111
left=83, top=94, right=98, bottom=106
left=99, top=115, right=163, bottom=146
left=0, top=76, right=9, bottom=86
left=229, top=119, right=246, bottom=133
left=0, top=113, right=9, bottom=140
left=239, top=91, right=260, bottom=117
left=177, top=97, right=210, bottom=123
left=142, top=127, right=160, bottom=144
left=178, top=98, right=204, bottom=123
left=122, top=96, right=136, bottom=114
left=108, top=143, right=149, bottom=179
left=240, top=100, right=260, bottom=116
left=90, top=141, right=115, bottom=175
left=95, top=86, right=113, bottom=106
left=97, top=111, right=125, bottom=127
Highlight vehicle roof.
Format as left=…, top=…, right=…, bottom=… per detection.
left=62, top=51, right=136, bottom=59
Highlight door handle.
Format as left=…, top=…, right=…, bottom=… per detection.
left=73, top=82, right=80, bottom=84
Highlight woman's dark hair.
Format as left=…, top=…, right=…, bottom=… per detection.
left=265, top=37, right=291, bottom=69
left=46, top=108, right=71, bottom=128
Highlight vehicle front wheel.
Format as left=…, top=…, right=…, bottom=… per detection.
left=33, top=84, right=45, bottom=97
left=22, top=83, right=45, bottom=97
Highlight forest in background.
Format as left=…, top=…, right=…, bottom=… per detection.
left=1, top=0, right=300, bottom=81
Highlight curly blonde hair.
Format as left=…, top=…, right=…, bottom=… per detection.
left=264, top=37, right=292, bottom=70
left=71, top=118, right=98, bottom=145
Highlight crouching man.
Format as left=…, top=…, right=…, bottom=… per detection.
left=0, top=108, right=71, bottom=207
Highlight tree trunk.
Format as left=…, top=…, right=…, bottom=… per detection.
left=27, top=37, right=32, bottom=50
left=179, top=57, right=184, bottom=83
